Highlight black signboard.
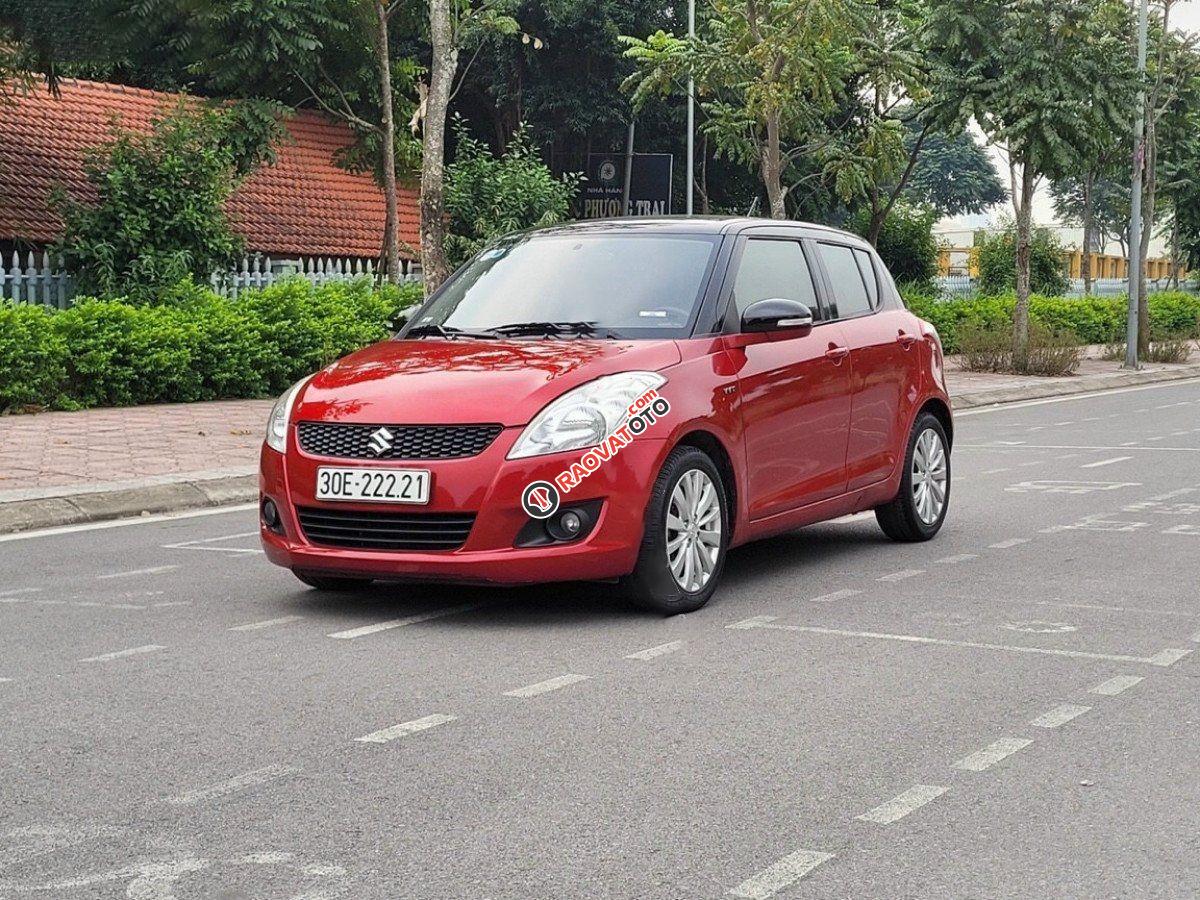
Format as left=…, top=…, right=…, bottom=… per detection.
left=576, top=153, right=673, bottom=219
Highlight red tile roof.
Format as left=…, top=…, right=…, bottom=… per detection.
left=0, top=79, right=419, bottom=259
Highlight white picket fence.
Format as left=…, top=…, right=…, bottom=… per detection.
left=1, top=252, right=422, bottom=309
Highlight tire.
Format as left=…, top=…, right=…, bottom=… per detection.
left=875, top=411, right=951, bottom=542
left=622, top=446, right=730, bottom=615
left=294, top=570, right=374, bottom=592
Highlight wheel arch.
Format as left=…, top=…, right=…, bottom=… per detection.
left=672, top=429, right=739, bottom=539
left=916, top=397, right=953, bottom=449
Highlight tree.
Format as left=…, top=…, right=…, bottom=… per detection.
left=443, top=116, right=581, bottom=266
left=622, top=0, right=864, bottom=220
left=928, top=0, right=1134, bottom=368
left=902, top=123, right=1007, bottom=218
left=1050, top=165, right=1129, bottom=292
left=53, top=101, right=281, bottom=301
left=976, top=227, right=1070, bottom=298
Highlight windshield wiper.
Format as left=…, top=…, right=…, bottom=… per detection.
left=486, top=321, right=620, bottom=339
left=403, top=323, right=499, bottom=340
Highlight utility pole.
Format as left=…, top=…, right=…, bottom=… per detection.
left=1125, top=0, right=1149, bottom=370
left=622, top=118, right=636, bottom=217
left=686, top=0, right=695, bottom=216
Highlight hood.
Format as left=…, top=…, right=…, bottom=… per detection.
left=295, top=338, right=682, bottom=427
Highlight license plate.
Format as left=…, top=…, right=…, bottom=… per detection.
left=316, top=467, right=431, bottom=504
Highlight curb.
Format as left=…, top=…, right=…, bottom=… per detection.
left=951, top=364, right=1200, bottom=409
left=0, top=474, right=257, bottom=536
left=2, top=366, right=1198, bottom=537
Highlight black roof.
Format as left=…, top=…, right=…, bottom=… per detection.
left=519, top=216, right=870, bottom=246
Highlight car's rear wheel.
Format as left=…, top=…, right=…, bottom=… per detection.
left=623, top=446, right=729, bottom=615
left=875, top=411, right=950, bottom=542
left=293, top=570, right=374, bottom=592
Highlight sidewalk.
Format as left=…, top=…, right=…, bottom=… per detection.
left=2, top=354, right=1199, bottom=534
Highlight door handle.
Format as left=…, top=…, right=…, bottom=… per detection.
left=825, top=344, right=850, bottom=363
left=897, top=331, right=918, bottom=348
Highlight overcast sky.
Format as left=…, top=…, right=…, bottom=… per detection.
left=939, top=1, right=1200, bottom=252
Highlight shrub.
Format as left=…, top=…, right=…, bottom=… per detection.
left=976, top=228, right=1070, bottom=297
left=0, top=302, right=70, bottom=410
left=957, top=321, right=1081, bottom=376
left=1145, top=336, right=1195, bottom=364
left=0, top=278, right=419, bottom=413
left=848, top=203, right=939, bottom=290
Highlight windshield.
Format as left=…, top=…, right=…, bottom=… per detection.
left=403, top=233, right=721, bottom=340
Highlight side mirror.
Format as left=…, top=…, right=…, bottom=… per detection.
left=388, top=311, right=410, bottom=335
left=740, top=299, right=814, bottom=336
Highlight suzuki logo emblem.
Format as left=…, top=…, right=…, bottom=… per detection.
left=367, top=426, right=394, bottom=456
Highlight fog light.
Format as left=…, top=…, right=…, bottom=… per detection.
left=261, top=498, right=283, bottom=533
left=560, top=510, right=583, bottom=535
left=546, top=507, right=590, bottom=542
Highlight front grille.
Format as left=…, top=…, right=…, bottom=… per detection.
left=297, top=422, right=502, bottom=461
left=297, top=506, right=475, bottom=552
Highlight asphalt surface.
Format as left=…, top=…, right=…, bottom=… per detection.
left=2, top=378, right=1200, bottom=900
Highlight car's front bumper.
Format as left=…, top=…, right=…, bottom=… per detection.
left=259, top=429, right=666, bottom=585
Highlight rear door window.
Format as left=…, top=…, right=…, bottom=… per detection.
left=853, top=248, right=879, bottom=308
left=817, top=243, right=873, bottom=319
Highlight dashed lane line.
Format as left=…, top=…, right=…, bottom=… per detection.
left=327, top=602, right=489, bottom=639
left=164, top=765, right=300, bottom=805
left=953, top=738, right=1033, bottom=772
left=354, top=714, right=457, bottom=744
left=855, top=785, right=948, bottom=825
left=877, top=569, right=923, bottom=582
left=504, top=674, right=590, bottom=698
left=729, top=850, right=837, bottom=899
left=936, top=554, right=979, bottom=564
left=0, top=588, right=40, bottom=598
left=1080, top=456, right=1133, bottom=469
left=808, top=589, right=864, bottom=603
left=732, top=620, right=1193, bottom=667
left=1090, top=675, right=1144, bottom=696
left=229, top=615, right=305, bottom=632
left=78, top=644, right=165, bottom=663
left=1029, top=704, right=1091, bottom=729
left=95, top=565, right=179, bottom=580
left=625, top=641, right=685, bottom=661
left=988, top=538, right=1030, bottom=549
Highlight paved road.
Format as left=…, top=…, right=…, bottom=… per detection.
left=3, top=379, right=1200, bottom=900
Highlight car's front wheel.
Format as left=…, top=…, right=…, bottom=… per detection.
left=293, top=570, right=374, bottom=592
left=623, top=446, right=729, bottom=615
left=875, top=411, right=950, bottom=542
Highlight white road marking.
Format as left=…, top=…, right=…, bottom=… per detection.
left=809, top=589, right=864, bottom=603
left=969, top=442, right=1197, bottom=453
left=0, top=677, right=12, bottom=683
left=0, top=503, right=257, bottom=543
left=327, top=602, right=487, bottom=639
left=954, top=738, right=1033, bottom=772
left=1149, top=648, right=1193, bottom=667
left=729, top=849, right=836, bottom=899
left=855, top=785, right=948, bottom=825
left=153, top=601, right=191, bottom=608
left=229, top=615, right=304, bottom=632
left=355, top=713, right=457, bottom=744
left=989, top=538, right=1030, bottom=549
left=878, top=569, right=923, bottom=582
left=95, top=565, right=179, bottom=580
left=1054, top=453, right=1081, bottom=460
left=1030, top=703, right=1091, bottom=729
left=1081, top=456, right=1133, bottom=469
left=1191, top=631, right=1200, bottom=643
left=936, top=553, right=979, bottom=564
left=736, top=620, right=1186, bottom=667
left=626, top=640, right=685, bottom=660
left=0, top=587, right=40, bottom=598
left=79, top=644, right=165, bottom=663
left=1090, top=675, right=1144, bottom=696
left=728, top=615, right=778, bottom=629
left=162, top=531, right=262, bottom=554
left=164, top=765, right=299, bottom=805
left=504, top=673, right=590, bottom=698
left=982, top=467, right=1012, bottom=474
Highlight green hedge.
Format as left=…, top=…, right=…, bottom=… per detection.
left=902, top=291, right=1200, bottom=354
left=0, top=278, right=422, bottom=412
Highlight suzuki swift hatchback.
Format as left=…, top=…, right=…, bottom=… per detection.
left=260, top=218, right=952, bottom=613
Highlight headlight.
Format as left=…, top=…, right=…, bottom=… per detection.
left=508, top=371, right=667, bottom=459
left=265, top=377, right=310, bottom=453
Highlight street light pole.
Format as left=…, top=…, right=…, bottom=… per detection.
left=686, top=0, right=695, bottom=216
left=1125, top=0, right=1149, bottom=370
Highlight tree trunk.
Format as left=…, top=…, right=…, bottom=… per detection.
left=760, top=108, right=786, bottom=220
left=1081, top=171, right=1094, bottom=295
left=1138, top=117, right=1157, bottom=356
left=867, top=186, right=885, bottom=248
left=1170, top=215, right=1181, bottom=290
left=420, top=0, right=457, bottom=295
left=373, top=2, right=401, bottom=285
left=1013, top=164, right=1035, bottom=370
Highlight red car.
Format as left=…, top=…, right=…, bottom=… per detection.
left=260, top=218, right=952, bottom=613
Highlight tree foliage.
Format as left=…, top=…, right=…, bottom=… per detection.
left=976, top=228, right=1070, bottom=298
left=53, top=101, right=282, bottom=302
left=902, top=122, right=1006, bottom=217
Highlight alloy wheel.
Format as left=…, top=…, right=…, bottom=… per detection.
left=665, top=469, right=722, bottom=592
left=911, top=428, right=948, bottom=525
